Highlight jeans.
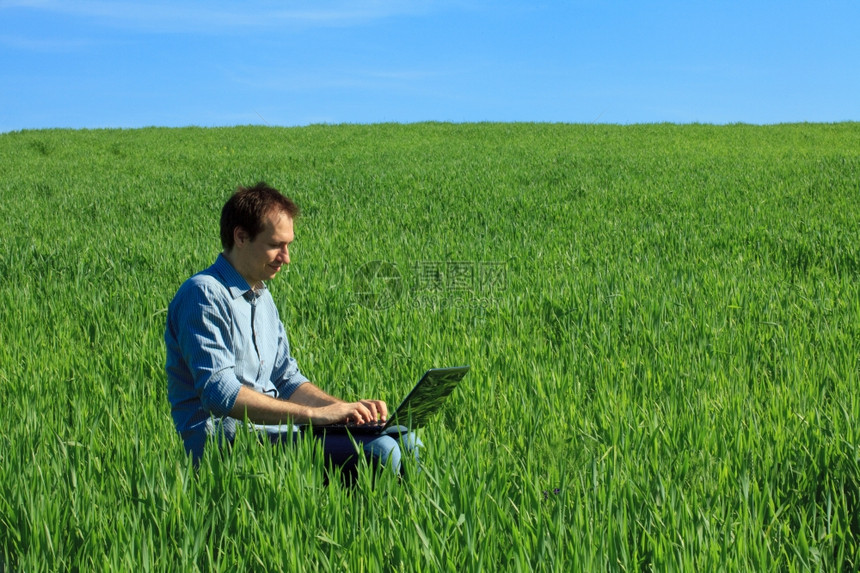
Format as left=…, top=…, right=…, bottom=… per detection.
left=266, top=425, right=423, bottom=483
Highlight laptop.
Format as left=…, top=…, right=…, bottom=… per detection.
left=307, top=365, right=470, bottom=435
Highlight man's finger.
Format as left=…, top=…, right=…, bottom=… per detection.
left=363, top=400, right=380, bottom=421
left=355, top=402, right=372, bottom=423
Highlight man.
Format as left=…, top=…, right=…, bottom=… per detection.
left=165, top=182, right=418, bottom=478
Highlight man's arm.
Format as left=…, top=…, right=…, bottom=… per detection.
left=288, top=381, right=343, bottom=407
left=229, top=384, right=388, bottom=426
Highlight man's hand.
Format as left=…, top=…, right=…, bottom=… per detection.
left=310, top=399, right=388, bottom=425
left=357, top=399, right=388, bottom=424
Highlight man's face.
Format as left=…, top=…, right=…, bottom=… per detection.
left=231, top=209, right=294, bottom=288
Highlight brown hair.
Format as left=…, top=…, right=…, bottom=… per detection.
left=220, top=182, right=300, bottom=251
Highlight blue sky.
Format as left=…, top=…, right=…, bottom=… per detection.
left=1, top=0, right=857, bottom=132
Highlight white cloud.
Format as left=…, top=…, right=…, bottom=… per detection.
left=0, top=0, right=447, bottom=33
left=224, top=63, right=449, bottom=95
left=0, top=33, right=95, bottom=51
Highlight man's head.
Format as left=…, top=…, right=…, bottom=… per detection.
left=220, top=182, right=300, bottom=288
left=220, top=182, right=300, bottom=252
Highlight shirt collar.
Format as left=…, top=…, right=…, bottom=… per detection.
left=212, top=253, right=268, bottom=300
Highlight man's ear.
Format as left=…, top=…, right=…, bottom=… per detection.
left=233, top=226, right=249, bottom=247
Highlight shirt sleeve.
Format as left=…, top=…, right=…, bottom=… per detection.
left=167, top=279, right=243, bottom=417
left=271, top=316, right=309, bottom=399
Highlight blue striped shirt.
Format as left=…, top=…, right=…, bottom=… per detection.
left=165, top=254, right=309, bottom=460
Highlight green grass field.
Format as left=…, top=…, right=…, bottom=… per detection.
left=1, top=123, right=859, bottom=571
